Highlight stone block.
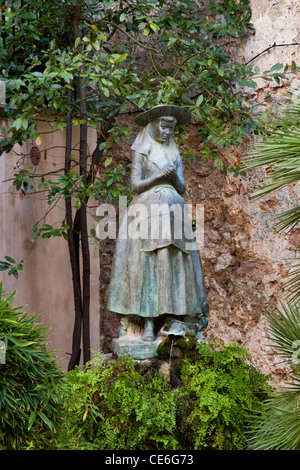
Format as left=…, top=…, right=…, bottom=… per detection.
left=112, top=337, right=162, bottom=360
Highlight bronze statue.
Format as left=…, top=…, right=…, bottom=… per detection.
left=108, top=105, right=209, bottom=357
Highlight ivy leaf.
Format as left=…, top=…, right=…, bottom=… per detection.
left=75, top=199, right=81, bottom=210
left=104, top=157, right=112, bottom=167
left=196, top=95, right=204, bottom=107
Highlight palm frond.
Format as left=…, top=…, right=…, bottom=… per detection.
left=265, top=301, right=300, bottom=363
left=284, top=257, right=300, bottom=304
left=247, top=393, right=300, bottom=450
left=272, top=205, right=300, bottom=233
left=247, top=301, right=300, bottom=450
left=243, top=98, right=300, bottom=199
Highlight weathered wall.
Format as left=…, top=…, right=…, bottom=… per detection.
left=99, top=0, right=300, bottom=382
left=0, top=120, right=100, bottom=370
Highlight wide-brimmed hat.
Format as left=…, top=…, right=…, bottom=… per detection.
left=134, top=104, right=191, bottom=127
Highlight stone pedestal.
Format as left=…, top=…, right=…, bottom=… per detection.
left=112, top=336, right=162, bottom=360
left=111, top=314, right=208, bottom=360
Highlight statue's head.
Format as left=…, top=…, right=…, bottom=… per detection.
left=131, top=105, right=190, bottom=154
left=152, top=116, right=177, bottom=144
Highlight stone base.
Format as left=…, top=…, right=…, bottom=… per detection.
left=112, top=336, right=162, bottom=360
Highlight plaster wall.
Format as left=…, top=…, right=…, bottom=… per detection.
left=0, top=120, right=100, bottom=370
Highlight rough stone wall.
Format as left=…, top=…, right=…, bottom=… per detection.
left=99, top=0, right=300, bottom=383
left=100, top=237, right=119, bottom=352
left=185, top=137, right=298, bottom=382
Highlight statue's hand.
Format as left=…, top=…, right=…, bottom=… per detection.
left=161, top=165, right=177, bottom=182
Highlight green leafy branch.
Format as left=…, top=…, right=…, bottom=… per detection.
left=0, top=256, right=24, bottom=279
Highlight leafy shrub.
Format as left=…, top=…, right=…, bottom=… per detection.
left=60, top=354, right=179, bottom=450
left=59, top=341, right=271, bottom=450
left=0, top=282, right=270, bottom=451
left=0, top=283, right=65, bottom=449
left=177, top=340, right=271, bottom=450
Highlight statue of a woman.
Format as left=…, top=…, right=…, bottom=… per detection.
left=108, top=105, right=208, bottom=348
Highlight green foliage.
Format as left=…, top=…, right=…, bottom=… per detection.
left=0, top=0, right=284, bottom=157
left=0, top=307, right=271, bottom=451
left=0, top=0, right=293, bottom=249
left=178, top=341, right=271, bottom=450
left=247, top=302, right=300, bottom=450
left=59, top=354, right=179, bottom=450
left=0, top=0, right=294, bottom=269
left=0, top=283, right=65, bottom=449
left=0, top=256, right=24, bottom=278
left=55, top=343, right=270, bottom=450
left=243, top=98, right=300, bottom=205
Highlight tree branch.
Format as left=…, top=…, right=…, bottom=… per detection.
left=245, top=42, right=300, bottom=65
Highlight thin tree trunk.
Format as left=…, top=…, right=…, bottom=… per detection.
left=67, top=5, right=86, bottom=370
left=68, top=112, right=119, bottom=368
left=72, top=4, right=91, bottom=365
left=78, top=73, right=91, bottom=365
left=68, top=6, right=119, bottom=367
left=65, top=86, right=83, bottom=371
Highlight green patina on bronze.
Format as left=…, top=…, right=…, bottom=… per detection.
left=108, top=105, right=209, bottom=357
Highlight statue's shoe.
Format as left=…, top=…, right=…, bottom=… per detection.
left=142, top=331, right=155, bottom=342
left=142, top=320, right=155, bottom=341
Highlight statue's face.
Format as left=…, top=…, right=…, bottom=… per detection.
left=152, top=118, right=176, bottom=144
